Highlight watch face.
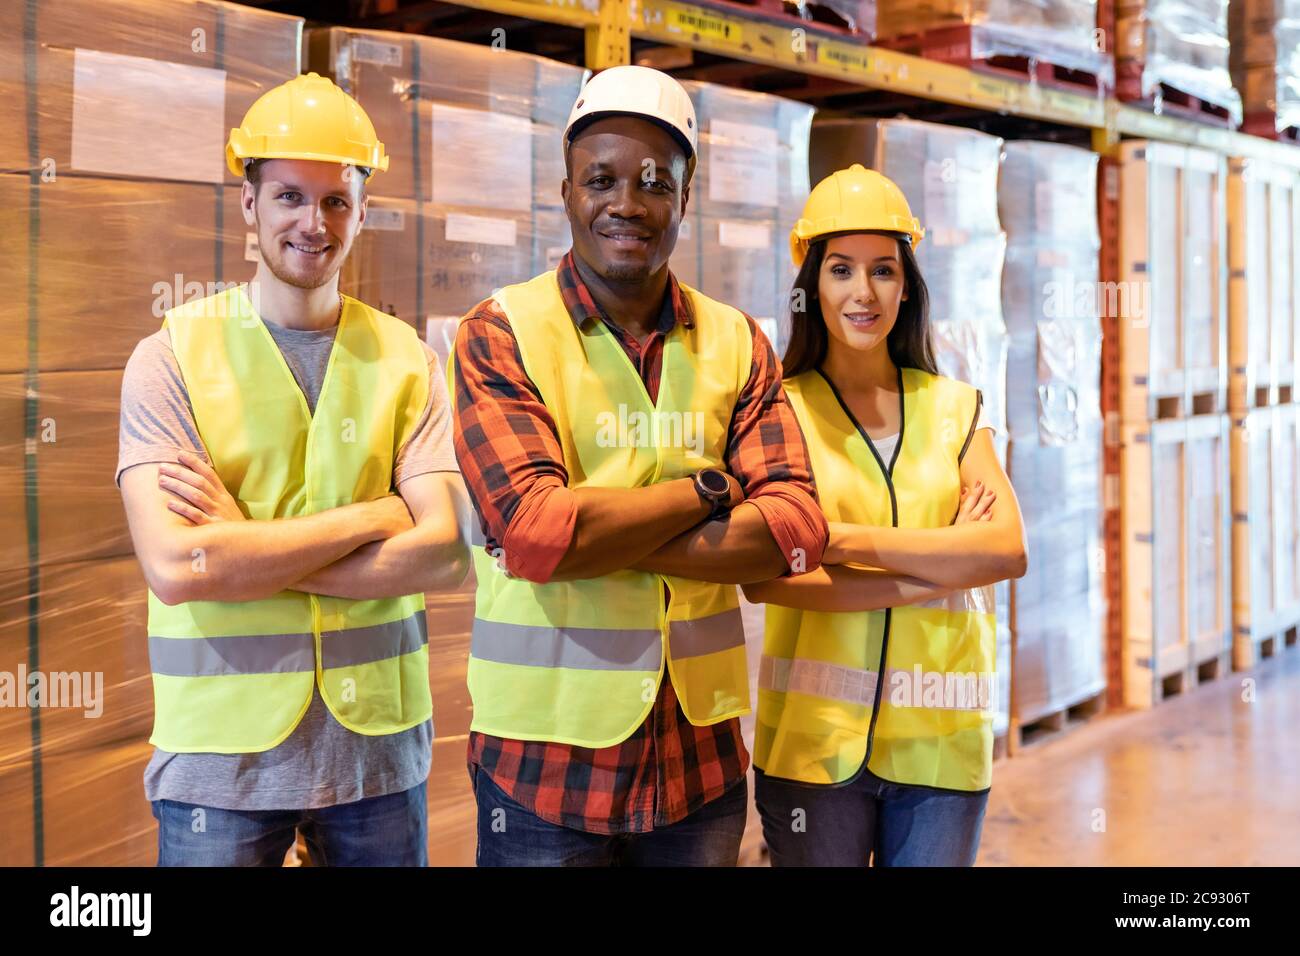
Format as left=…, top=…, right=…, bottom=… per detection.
left=700, top=469, right=729, bottom=495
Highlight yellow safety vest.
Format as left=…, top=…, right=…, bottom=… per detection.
left=147, top=286, right=432, bottom=753
left=754, top=366, right=997, bottom=791
left=456, top=269, right=752, bottom=748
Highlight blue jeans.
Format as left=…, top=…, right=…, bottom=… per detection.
left=472, top=766, right=748, bottom=866
left=152, top=782, right=428, bottom=866
left=755, top=768, right=988, bottom=866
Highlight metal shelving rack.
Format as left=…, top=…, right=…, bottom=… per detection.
left=356, top=0, right=1300, bottom=720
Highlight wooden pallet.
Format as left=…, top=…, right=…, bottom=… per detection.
left=1234, top=623, right=1299, bottom=671
left=1116, top=60, right=1237, bottom=128
left=1014, top=691, right=1106, bottom=749
left=694, top=0, right=869, bottom=37
left=875, top=23, right=1110, bottom=97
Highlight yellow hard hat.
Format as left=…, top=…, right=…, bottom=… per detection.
left=226, top=72, right=389, bottom=179
left=789, top=164, right=924, bottom=267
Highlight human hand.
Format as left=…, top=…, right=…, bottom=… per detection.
left=158, top=450, right=246, bottom=524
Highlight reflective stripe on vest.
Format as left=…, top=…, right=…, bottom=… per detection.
left=147, top=286, right=432, bottom=754
left=754, top=366, right=998, bottom=792
left=456, top=270, right=753, bottom=748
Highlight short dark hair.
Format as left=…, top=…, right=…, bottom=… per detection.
left=244, top=157, right=369, bottom=195
left=782, top=231, right=937, bottom=379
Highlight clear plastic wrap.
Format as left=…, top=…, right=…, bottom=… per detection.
left=998, top=141, right=1106, bottom=722
left=344, top=197, right=568, bottom=334
left=0, top=0, right=303, bottom=185
left=799, top=0, right=877, bottom=35
left=671, top=217, right=779, bottom=332
left=1117, top=0, right=1243, bottom=124
left=678, top=82, right=815, bottom=357
left=1007, top=430, right=1106, bottom=720
left=876, top=0, right=1113, bottom=81
left=0, top=177, right=253, bottom=374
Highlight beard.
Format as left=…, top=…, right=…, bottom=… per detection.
left=601, top=261, right=653, bottom=283
left=260, top=228, right=343, bottom=290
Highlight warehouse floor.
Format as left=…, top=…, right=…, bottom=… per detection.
left=976, top=646, right=1300, bottom=866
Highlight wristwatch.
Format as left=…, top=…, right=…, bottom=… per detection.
left=693, top=468, right=733, bottom=522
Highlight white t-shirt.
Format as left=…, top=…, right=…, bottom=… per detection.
left=868, top=405, right=992, bottom=466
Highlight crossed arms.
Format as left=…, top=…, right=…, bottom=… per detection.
left=742, top=428, right=1028, bottom=613
left=121, top=450, right=472, bottom=605
left=451, top=306, right=829, bottom=587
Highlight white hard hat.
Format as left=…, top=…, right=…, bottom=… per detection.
left=564, top=65, right=697, bottom=182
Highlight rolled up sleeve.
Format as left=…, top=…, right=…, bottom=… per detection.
left=726, top=316, right=828, bottom=574
left=451, top=301, right=577, bottom=583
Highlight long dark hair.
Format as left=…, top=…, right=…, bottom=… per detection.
left=782, top=231, right=937, bottom=379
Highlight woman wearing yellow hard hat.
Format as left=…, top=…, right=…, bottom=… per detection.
left=742, top=164, right=1027, bottom=866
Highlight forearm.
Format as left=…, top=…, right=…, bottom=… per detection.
left=830, top=521, right=1027, bottom=589
left=744, top=565, right=952, bottom=613
left=294, top=523, right=470, bottom=599
left=156, top=500, right=399, bottom=603
left=546, top=478, right=712, bottom=581
left=629, top=502, right=788, bottom=584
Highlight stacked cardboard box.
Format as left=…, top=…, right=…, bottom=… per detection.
left=1118, top=142, right=1233, bottom=708
left=1116, top=0, right=1243, bottom=124
left=0, top=0, right=304, bottom=866
left=998, top=142, right=1106, bottom=734
left=673, top=82, right=815, bottom=358
left=875, top=0, right=1113, bottom=82
left=1229, top=0, right=1300, bottom=134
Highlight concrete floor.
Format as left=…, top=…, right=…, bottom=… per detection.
left=977, top=645, right=1300, bottom=866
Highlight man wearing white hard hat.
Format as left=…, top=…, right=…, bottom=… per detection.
left=117, top=73, right=471, bottom=866
left=451, top=65, right=828, bottom=865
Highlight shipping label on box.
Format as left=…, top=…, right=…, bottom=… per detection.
left=71, top=48, right=227, bottom=184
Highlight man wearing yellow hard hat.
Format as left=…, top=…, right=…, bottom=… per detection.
left=116, top=73, right=471, bottom=866
left=450, top=65, right=828, bottom=866
left=744, top=164, right=1027, bottom=866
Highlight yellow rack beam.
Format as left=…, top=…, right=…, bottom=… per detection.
left=443, top=0, right=1300, bottom=166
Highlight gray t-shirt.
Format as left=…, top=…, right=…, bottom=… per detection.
left=116, top=317, right=458, bottom=811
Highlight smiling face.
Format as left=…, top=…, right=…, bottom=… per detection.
left=818, top=232, right=908, bottom=355
left=241, top=158, right=366, bottom=290
left=561, top=115, right=689, bottom=283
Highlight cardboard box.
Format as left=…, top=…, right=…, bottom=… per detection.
left=0, top=0, right=301, bottom=186
left=343, top=196, right=551, bottom=331
left=0, top=370, right=133, bottom=572
left=0, top=175, right=251, bottom=374
left=307, top=26, right=584, bottom=207
left=0, top=557, right=153, bottom=866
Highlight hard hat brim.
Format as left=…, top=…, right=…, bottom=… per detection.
left=226, top=146, right=389, bottom=180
